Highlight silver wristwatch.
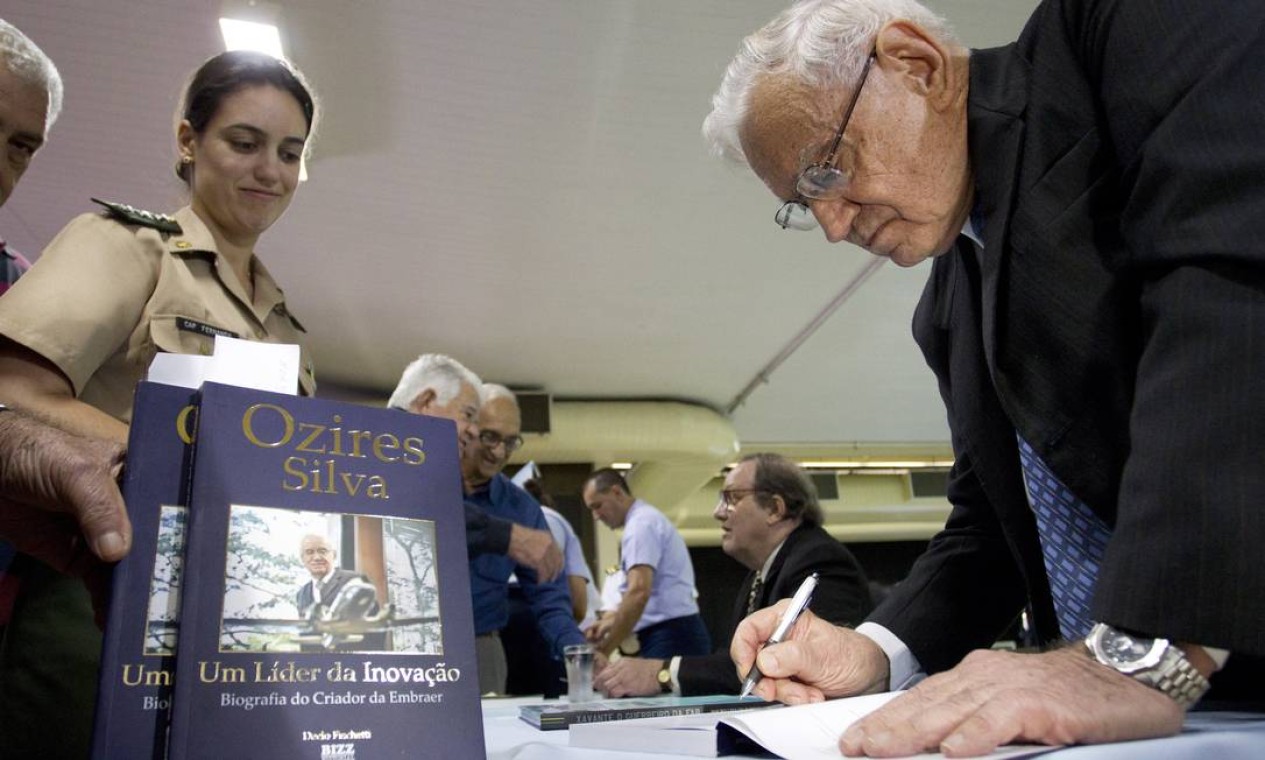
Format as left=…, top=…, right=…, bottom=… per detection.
left=1085, top=622, right=1210, bottom=708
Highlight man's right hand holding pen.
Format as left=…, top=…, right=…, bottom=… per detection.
left=730, top=600, right=890, bottom=705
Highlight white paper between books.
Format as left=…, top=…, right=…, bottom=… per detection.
left=569, top=691, right=1045, bottom=758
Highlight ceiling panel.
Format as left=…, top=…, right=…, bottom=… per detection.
left=0, top=0, right=1038, bottom=448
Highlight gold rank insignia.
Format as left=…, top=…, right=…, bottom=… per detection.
left=91, top=198, right=183, bottom=234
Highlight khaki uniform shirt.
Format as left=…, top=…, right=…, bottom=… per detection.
left=0, top=205, right=315, bottom=422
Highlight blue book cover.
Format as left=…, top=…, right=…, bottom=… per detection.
left=91, top=381, right=199, bottom=759
left=167, top=382, right=483, bottom=759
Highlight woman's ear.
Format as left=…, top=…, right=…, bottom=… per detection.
left=176, top=120, right=197, bottom=163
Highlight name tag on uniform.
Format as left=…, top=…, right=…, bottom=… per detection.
left=176, top=317, right=239, bottom=339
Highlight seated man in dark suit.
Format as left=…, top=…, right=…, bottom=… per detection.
left=295, top=533, right=378, bottom=620
left=595, top=452, right=872, bottom=696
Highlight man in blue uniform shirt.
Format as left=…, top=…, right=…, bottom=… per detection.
left=583, top=468, right=710, bottom=660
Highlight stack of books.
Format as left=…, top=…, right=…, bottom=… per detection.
left=91, top=382, right=485, bottom=759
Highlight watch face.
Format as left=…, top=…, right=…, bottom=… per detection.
left=1103, top=630, right=1152, bottom=662
left=1094, top=626, right=1166, bottom=672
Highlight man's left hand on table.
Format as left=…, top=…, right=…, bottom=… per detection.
left=839, top=646, right=1183, bottom=757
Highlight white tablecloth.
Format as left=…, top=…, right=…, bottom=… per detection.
left=483, top=697, right=1265, bottom=760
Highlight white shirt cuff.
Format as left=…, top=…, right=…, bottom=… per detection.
left=856, top=622, right=926, bottom=690
left=669, top=655, right=682, bottom=695
left=1204, top=646, right=1230, bottom=670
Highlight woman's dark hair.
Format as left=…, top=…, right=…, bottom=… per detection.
left=175, top=50, right=318, bottom=183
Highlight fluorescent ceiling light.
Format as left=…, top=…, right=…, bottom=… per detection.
left=219, top=18, right=284, bottom=58
left=609, top=462, right=634, bottom=471
left=798, top=460, right=953, bottom=470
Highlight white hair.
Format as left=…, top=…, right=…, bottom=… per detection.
left=480, top=383, right=518, bottom=408
left=299, top=533, right=335, bottom=555
left=0, top=19, right=64, bottom=129
left=702, top=0, right=956, bottom=166
left=387, top=354, right=481, bottom=410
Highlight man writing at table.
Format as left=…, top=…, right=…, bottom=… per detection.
left=706, top=0, right=1264, bottom=755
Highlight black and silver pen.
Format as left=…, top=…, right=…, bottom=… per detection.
left=738, top=572, right=819, bottom=698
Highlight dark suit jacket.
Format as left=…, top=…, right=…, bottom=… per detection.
left=677, top=522, right=873, bottom=695
left=296, top=568, right=373, bottom=618
left=871, top=0, right=1265, bottom=685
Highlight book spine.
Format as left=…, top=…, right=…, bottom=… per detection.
left=90, top=383, right=197, bottom=760
left=568, top=706, right=706, bottom=725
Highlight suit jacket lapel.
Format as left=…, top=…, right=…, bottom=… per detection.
left=966, top=44, right=1028, bottom=381
left=761, top=524, right=807, bottom=606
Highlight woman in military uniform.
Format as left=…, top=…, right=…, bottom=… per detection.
left=0, top=50, right=320, bottom=757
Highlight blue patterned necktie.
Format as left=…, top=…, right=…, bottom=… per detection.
left=1016, top=435, right=1112, bottom=640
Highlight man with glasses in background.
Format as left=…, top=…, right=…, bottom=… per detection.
left=388, top=354, right=564, bottom=584
left=705, top=0, right=1264, bottom=755
left=460, top=383, right=585, bottom=694
left=596, top=453, right=872, bottom=697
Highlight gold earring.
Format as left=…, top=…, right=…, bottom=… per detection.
left=181, top=154, right=193, bottom=164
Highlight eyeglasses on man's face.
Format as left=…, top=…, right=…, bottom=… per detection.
left=775, top=54, right=876, bottom=232
left=479, top=429, right=523, bottom=454
left=718, top=487, right=767, bottom=509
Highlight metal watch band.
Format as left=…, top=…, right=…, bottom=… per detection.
left=1087, top=624, right=1212, bottom=709
left=1149, top=646, right=1211, bottom=709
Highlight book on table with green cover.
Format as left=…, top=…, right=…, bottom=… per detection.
left=518, top=694, right=774, bottom=730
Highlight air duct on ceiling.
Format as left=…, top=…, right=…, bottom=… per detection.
left=520, top=399, right=739, bottom=516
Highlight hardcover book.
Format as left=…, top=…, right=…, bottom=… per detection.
left=166, top=382, right=483, bottom=759
left=568, top=693, right=1041, bottom=758
left=91, top=382, right=199, bottom=759
left=518, top=694, right=772, bottom=731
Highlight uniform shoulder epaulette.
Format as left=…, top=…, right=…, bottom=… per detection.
left=90, top=198, right=182, bottom=235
